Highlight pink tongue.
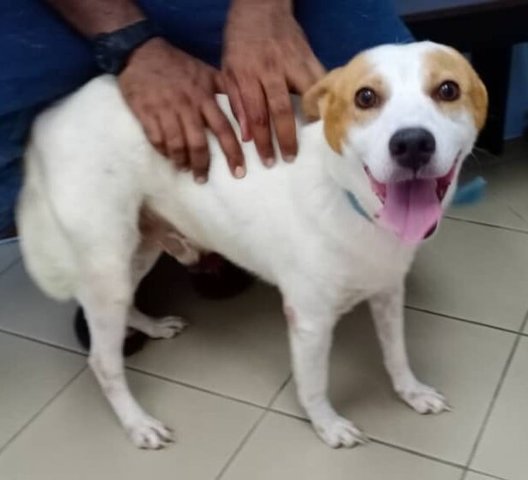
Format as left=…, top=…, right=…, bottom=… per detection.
left=378, top=179, right=441, bottom=245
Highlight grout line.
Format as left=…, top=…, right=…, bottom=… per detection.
left=465, top=468, right=509, bottom=480
left=370, top=437, right=465, bottom=471
left=444, top=216, right=528, bottom=235
left=0, top=237, right=19, bottom=247
left=0, top=282, right=523, bottom=477
left=126, top=365, right=270, bottom=412
left=0, top=366, right=87, bottom=455
left=214, top=410, right=268, bottom=480
left=215, top=374, right=292, bottom=480
left=0, top=256, right=21, bottom=277
left=0, top=329, right=280, bottom=414
left=463, top=309, right=528, bottom=473
left=264, top=373, right=292, bottom=413
left=0, top=329, right=284, bottom=418
left=0, top=327, right=86, bottom=357
left=507, top=205, right=528, bottom=224
left=268, top=406, right=467, bottom=472
left=405, top=305, right=521, bottom=335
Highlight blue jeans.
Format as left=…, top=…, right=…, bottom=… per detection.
left=0, top=0, right=412, bottom=233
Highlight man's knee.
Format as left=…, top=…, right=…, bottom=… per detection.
left=1, top=0, right=96, bottom=116
left=0, top=107, right=42, bottom=235
left=295, top=0, right=413, bottom=69
left=0, top=159, right=22, bottom=235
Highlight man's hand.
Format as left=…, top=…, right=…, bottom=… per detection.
left=223, top=0, right=325, bottom=166
left=120, top=38, right=244, bottom=182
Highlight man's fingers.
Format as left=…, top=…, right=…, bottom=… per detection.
left=285, top=50, right=325, bottom=95
left=286, top=62, right=320, bottom=96
left=223, top=73, right=251, bottom=142
left=202, top=100, right=246, bottom=179
left=262, top=75, right=297, bottom=161
left=238, top=77, right=274, bottom=166
left=179, top=107, right=210, bottom=183
left=305, top=56, right=326, bottom=83
left=137, top=108, right=167, bottom=157
left=158, top=109, right=188, bottom=169
left=214, top=73, right=227, bottom=94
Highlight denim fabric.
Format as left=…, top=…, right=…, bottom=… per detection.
left=0, top=0, right=412, bottom=233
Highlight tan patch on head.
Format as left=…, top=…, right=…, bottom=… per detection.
left=302, top=54, right=387, bottom=153
left=424, top=47, right=488, bottom=131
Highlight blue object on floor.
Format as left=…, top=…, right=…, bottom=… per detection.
left=452, top=176, right=487, bottom=206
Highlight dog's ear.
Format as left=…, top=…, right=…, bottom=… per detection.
left=302, top=67, right=343, bottom=121
left=468, top=70, right=488, bottom=132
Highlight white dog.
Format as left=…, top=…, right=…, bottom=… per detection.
left=17, top=42, right=487, bottom=449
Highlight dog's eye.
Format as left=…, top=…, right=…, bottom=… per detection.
left=436, top=81, right=460, bottom=102
left=355, top=88, right=378, bottom=109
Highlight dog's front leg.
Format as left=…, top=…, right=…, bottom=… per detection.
left=369, top=283, right=450, bottom=414
left=285, top=301, right=367, bottom=448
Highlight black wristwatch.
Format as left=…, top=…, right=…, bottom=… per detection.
left=93, top=19, right=160, bottom=75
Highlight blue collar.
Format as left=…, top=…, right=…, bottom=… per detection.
left=344, top=190, right=372, bottom=221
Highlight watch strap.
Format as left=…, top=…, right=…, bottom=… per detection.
left=93, top=19, right=159, bottom=74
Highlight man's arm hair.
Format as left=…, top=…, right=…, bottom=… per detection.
left=45, top=0, right=146, bottom=37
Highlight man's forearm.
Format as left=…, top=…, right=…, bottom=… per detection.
left=46, top=0, right=146, bottom=37
left=229, top=0, right=293, bottom=14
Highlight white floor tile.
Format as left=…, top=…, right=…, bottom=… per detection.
left=0, top=262, right=80, bottom=351
left=0, top=370, right=260, bottom=480
left=471, top=338, right=528, bottom=480
left=0, top=332, right=84, bottom=449
left=272, top=306, right=514, bottom=464
left=222, top=412, right=462, bottom=480
left=408, top=218, right=528, bottom=330
left=128, top=281, right=291, bottom=406
left=0, top=243, right=20, bottom=274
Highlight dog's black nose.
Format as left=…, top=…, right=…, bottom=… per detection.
left=389, top=128, right=436, bottom=171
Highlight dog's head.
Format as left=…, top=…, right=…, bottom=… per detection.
left=303, top=41, right=488, bottom=245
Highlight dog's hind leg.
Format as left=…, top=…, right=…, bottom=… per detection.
left=369, top=282, right=450, bottom=415
left=127, top=241, right=189, bottom=339
left=78, top=255, right=174, bottom=449
left=127, top=308, right=188, bottom=339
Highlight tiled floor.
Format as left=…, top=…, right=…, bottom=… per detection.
left=1, top=140, right=527, bottom=480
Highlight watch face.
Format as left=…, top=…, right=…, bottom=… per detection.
left=95, top=48, right=123, bottom=75
left=94, top=34, right=134, bottom=74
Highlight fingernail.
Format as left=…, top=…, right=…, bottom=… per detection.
left=195, top=175, right=207, bottom=184
left=234, top=166, right=246, bottom=178
left=264, top=157, right=275, bottom=168
left=284, top=155, right=296, bottom=163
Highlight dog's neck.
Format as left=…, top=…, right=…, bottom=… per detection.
left=296, top=121, right=416, bottom=259
left=299, top=121, right=383, bottom=220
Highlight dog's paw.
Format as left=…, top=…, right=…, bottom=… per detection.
left=148, top=316, right=188, bottom=339
left=126, top=414, right=174, bottom=449
left=314, top=416, right=368, bottom=448
left=398, top=382, right=451, bottom=414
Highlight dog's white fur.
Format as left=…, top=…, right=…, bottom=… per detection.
left=17, top=42, right=486, bottom=449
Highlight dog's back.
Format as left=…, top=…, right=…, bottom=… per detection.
left=17, top=76, right=323, bottom=296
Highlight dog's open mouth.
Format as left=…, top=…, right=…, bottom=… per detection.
left=366, top=162, right=457, bottom=245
